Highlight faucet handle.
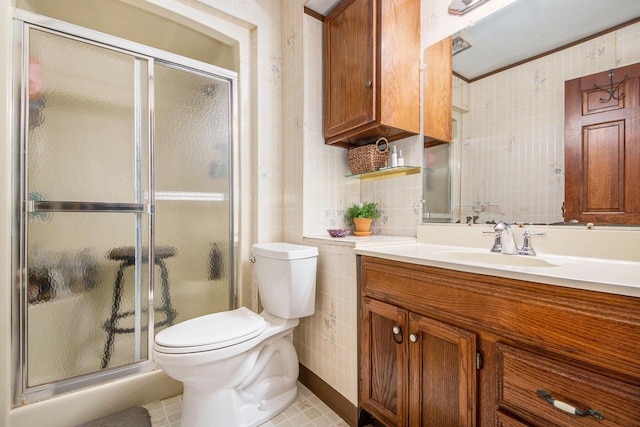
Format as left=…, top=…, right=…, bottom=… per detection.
left=490, top=234, right=502, bottom=253
left=518, top=230, right=546, bottom=256
left=483, top=229, right=503, bottom=252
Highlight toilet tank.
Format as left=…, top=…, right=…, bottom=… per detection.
left=252, top=243, right=318, bottom=319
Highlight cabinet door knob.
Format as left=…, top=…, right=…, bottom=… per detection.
left=392, top=326, right=403, bottom=344
left=409, top=334, right=418, bottom=343
left=365, top=80, right=372, bottom=88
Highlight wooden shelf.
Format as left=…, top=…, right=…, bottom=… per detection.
left=347, top=166, right=421, bottom=181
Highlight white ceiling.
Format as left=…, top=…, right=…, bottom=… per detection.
left=305, top=0, right=340, bottom=16
left=306, top=0, right=640, bottom=82
left=454, top=0, right=640, bottom=80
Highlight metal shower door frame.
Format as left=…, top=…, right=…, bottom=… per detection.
left=11, top=10, right=238, bottom=405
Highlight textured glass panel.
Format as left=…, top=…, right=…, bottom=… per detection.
left=154, top=63, right=232, bottom=325
left=154, top=64, right=231, bottom=193
left=27, top=28, right=146, bottom=203
left=154, top=200, right=230, bottom=324
left=423, top=143, right=452, bottom=222
left=24, top=28, right=151, bottom=388
left=26, top=212, right=149, bottom=387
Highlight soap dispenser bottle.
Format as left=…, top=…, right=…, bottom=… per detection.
left=390, top=145, right=398, bottom=167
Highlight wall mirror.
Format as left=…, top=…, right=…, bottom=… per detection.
left=423, top=0, right=640, bottom=225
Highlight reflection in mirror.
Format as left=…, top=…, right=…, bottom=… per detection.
left=423, top=110, right=462, bottom=223
left=423, top=0, right=640, bottom=225
left=423, top=142, right=451, bottom=223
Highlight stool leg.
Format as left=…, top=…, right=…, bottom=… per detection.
left=101, top=261, right=131, bottom=369
left=156, top=258, right=177, bottom=326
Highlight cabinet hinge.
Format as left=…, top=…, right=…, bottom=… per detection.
left=476, top=350, right=483, bottom=370
left=359, top=378, right=363, bottom=391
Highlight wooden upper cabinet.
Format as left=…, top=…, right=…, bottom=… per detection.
left=564, top=63, right=640, bottom=224
left=324, top=0, right=420, bottom=147
left=424, top=37, right=453, bottom=146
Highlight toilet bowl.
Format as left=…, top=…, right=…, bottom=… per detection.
left=153, top=243, right=318, bottom=427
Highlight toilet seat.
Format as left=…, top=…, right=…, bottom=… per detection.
left=154, top=307, right=267, bottom=354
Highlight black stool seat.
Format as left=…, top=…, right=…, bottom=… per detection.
left=109, top=246, right=177, bottom=262
left=101, top=245, right=177, bottom=369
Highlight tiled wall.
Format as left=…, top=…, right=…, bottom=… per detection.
left=283, top=9, right=361, bottom=405
left=196, top=0, right=285, bottom=245
left=294, top=241, right=358, bottom=404
left=458, top=21, right=640, bottom=224
left=300, top=13, right=360, bottom=237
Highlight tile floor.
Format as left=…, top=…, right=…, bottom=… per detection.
left=144, top=382, right=349, bottom=427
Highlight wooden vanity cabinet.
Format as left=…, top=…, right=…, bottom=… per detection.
left=323, top=0, right=420, bottom=147
left=361, top=297, right=477, bottom=426
left=359, top=256, right=640, bottom=426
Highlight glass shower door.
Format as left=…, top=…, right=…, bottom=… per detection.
left=153, top=62, right=233, bottom=324
left=16, top=19, right=236, bottom=404
left=23, top=27, right=151, bottom=387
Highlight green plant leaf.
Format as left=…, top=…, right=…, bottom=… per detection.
left=345, top=202, right=380, bottom=224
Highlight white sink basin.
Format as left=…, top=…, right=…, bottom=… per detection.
left=435, top=251, right=562, bottom=267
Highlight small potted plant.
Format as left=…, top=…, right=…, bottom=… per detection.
left=346, top=202, right=380, bottom=236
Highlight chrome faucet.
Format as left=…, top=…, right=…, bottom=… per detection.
left=492, top=221, right=519, bottom=254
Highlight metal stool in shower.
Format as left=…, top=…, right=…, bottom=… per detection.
left=101, top=245, right=178, bottom=369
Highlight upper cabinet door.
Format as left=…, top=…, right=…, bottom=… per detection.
left=424, top=37, right=453, bottom=146
left=565, top=63, right=640, bottom=224
left=324, top=0, right=421, bottom=148
left=324, top=0, right=375, bottom=139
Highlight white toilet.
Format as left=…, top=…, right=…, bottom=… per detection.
left=152, top=242, right=318, bottom=427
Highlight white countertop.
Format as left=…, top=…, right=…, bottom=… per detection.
left=304, top=234, right=416, bottom=247
left=354, top=242, right=640, bottom=298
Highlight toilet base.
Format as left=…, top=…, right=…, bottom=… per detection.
left=240, top=384, right=298, bottom=427
left=182, top=381, right=298, bottom=427
left=177, top=325, right=301, bottom=427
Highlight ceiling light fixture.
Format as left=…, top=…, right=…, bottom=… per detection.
left=448, top=0, right=490, bottom=15
left=452, top=35, right=473, bottom=55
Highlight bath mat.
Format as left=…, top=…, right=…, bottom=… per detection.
left=76, top=407, right=151, bottom=427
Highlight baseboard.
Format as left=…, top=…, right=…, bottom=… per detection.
left=298, top=364, right=358, bottom=426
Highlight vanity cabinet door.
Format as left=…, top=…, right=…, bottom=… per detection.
left=361, top=297, right=409, bottom=426
left=408, top=312, right=477, bottom=427
left=360, top=297, right=478, bottom=426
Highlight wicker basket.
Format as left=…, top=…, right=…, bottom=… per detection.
left=347, top=137, right=390, bottom=175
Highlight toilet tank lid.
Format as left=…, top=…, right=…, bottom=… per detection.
left=154, top=307, right=266, bottom=350
left=252, top=242, right=318, bottom=260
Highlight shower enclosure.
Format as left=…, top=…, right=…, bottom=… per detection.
left=12, top=14, right=237, bottom=404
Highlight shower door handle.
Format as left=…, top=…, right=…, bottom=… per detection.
left=28, top=200, right=148, bottom=213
